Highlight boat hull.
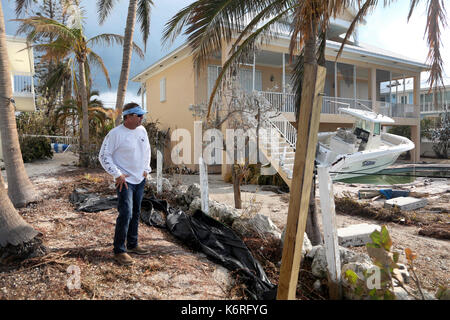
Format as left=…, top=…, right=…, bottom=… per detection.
left=316, top=132, right=415, bottom=180
left=329, top=151, right=402, bottom=180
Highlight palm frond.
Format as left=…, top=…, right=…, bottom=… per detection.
left=163, top=0, right=283, bottom=67
left=88, top=51, right=112, bottom=88
left=42, top=59, right=73, bottom=91
left=88, top=33, right=144, bottom=59
left=229, top=0, right=295, bottom=56
left=336, top=0, right=378, bottom=60
left=206, top=6, right=293, bottom=117
left=15, top=0, right=34, bottom=16
left=137, top=0, right=154, bottom=50
left=31, top=42, right=72, bottom=61
left=97, top=0, right=118, bottom=24
left=14, top=16, right=77, bottom=43
left=407, top=0, right=420, bottom=21
left=161, top=1, right=199, bottom=47
left=423, top=0, right=447, bottom=90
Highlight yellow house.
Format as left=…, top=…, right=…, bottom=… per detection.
left=132, top=13, right=428, bottom=180
left=1, top=36, right=36, bottom=159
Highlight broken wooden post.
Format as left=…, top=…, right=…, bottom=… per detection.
left=277, top=63, right=326, bottom=300
left=199, top=156, right=209, bottom=214
left=157, top=148, right=163, bottom=194
left=317, top=165, right=342, bottom=300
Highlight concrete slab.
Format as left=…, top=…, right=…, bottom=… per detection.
left=337, top=223, right=381, bottom=247
left=384, top=197, right=428, bottom=211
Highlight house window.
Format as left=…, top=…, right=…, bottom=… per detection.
left=208, top=65, right=263, bottom=97
left=401, top=96, right=407, bottom=104
left=160, top=77, right=166, bottom=102
left=207, top=65, right=222, bottom=98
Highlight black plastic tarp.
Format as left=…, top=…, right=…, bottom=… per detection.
left=70, top=191, right=276, bottom=299
left=140, top=198, right=276, bottom=300
left=69, top=189, right=118, bottom=213
left=164, top=206, right=276, bottom=300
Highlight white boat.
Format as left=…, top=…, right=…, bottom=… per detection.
left=315, top=107, right=415, bottom=180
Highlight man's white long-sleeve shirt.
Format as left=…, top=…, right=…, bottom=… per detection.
left=99, top=124, right=151, bottom=184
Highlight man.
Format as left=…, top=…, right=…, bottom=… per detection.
left=99, top=102, right=151, bottom=265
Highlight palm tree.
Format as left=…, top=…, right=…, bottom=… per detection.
left=0, top=0, right=43, bottom=257
left=16, top=5, right=144, bottom=166
left=97, top=0, right=154, bottom=126
left=163, top=0, right=447, bottom=300
left=0, top=2, right=39, bottom=208
left=0, top=172, right=40, bottom=248
left=54, top=89, right=112, bottom=141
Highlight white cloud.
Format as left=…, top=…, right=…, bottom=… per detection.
left=96, top=91, right=142, bottom=109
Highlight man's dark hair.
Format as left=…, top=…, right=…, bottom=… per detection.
left=123, top=102, right=140, bottom=120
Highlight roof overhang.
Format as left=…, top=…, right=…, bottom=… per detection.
left=132, top=31, right=429, bottom=83
left=325, top=40, right=429, bottom=74
left=131, top=43, right=192, bottom=83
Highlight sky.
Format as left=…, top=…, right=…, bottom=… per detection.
left=3, top=0, right=449, bottom=108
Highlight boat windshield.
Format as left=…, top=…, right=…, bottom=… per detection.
left=374, top=123, right=381, bottom=135
left=354, top=119, right=370, bottom=131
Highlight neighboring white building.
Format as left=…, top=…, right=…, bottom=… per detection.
left=389, top=84, right=450, bottom=118
left=1, top=36, right=36, bottom=159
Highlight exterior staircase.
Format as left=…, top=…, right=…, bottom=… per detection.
left=253, top=113, right=297, bottom=188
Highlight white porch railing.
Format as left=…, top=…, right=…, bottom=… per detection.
left=259, top=91, right=419, bottom=119
left=420, top=101, right=450, bottom=113
left=12, top=72, right=34, bottom=97
left=378, top=102, right=418, bottom=118
left=259, top=91, right=296, bottom=113
left=321, top=96, right=373, bottom=114
left=264, top=115, right=297, bottom=149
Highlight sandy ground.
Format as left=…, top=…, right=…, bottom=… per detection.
left=1, top=152, right=448, bottom=299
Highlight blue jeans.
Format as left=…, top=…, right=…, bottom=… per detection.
left=113, top=178, right=146, bottom=254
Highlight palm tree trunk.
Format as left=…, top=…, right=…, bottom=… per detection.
left=63, top=71, right=72, bottom=102
left=78, top=61, right=90, bottom=167
left=301, top=22, right=323, bottom=245
left=0, top=3, right=38, bottom=208
left=306, top=174, right=322, bottom=245
left=0, top=7, right=40, bottom=246
left=114, top=0, right=138, bottom=127
left=0, top=173, right=38, bottom=248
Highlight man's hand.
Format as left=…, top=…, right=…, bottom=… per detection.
left=143, top=171, right=148, bottom=178
left=115, top=174, right=129, bottom=192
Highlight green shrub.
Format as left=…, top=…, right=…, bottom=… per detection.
left=19, top=136, right=53, bottom=163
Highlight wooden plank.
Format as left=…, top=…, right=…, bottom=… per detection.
left=277, top=63, right=326, bottom=300
left=157, top=149, right=163, bottom=194
left=317, top=165, right=342, bottom=299
left=199, top=157, right=209, bottom=214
